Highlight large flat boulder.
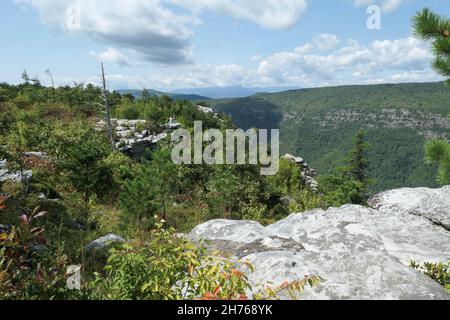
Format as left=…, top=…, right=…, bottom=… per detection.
left=189, top=203, right=450, bottom=300
left=369, top=186, right=450, bottom=230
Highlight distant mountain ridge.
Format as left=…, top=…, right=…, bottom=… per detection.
left=173, top=86, right=298, bottom=99
left=209, top=82, right=450, bottom=193
left=117, top=89, right=211, bottom=102
left=118, top=86, right=298, bottom=101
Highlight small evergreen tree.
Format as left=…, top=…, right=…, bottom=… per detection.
left=52, top=124, right=113, bottom=215
left=320, top=130, right=372, bottom=206
left=120, top=147, right=178, bottom=227
left=346, top=130, right=370, bottom=190
left=120, top=164, right=157, bottom=228
left=146, top=147, right=178, bottom=222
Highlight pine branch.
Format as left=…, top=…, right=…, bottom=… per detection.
left=413, top=8, right=449, bottom=40
left=433, top=37, right=450, bottom=58
left=432, top=56, right=450, bottom=77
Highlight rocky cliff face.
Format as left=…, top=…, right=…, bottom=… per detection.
left=282, top=154, right=319, bottom=190
left=189, top=186, right=450, bottom=300
left=97, top=118, right=180, bottom=160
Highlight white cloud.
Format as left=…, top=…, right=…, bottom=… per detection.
left=75, top=35, right=438, bottom=91
left=15, top=0, right=196, bottom=64
left=79, top=63, right=251, bottom=90
left=53, top=35, right=439, bottom=91
left=17, top=1, right=439, bottom=90
left=168, top=0, right=308, bottom=29
left=353, top=0, right=411, bottom=13
left=313, top=34, right=340, bottom=51
left=15, top=0, right=308, bottom=67
left=254, top=36, right=436, bottom=87
left=89, top=47, right=136, bottom=67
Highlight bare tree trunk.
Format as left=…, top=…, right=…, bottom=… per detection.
left=45, top=69, right=56, bottom=101
left=101, top=63, right=116, bottom=152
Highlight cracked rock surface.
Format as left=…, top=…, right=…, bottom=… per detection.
left=189, top=187, right=450, bottom=300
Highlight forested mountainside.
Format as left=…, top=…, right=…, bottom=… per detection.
left=210, top=82, right=450, bottom=192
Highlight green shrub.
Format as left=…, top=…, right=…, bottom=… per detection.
left=425, top=139, right=450, bottom=185
left=88, top=219, right=251, bottom=300
left=411, top=260, right=450, bottom=293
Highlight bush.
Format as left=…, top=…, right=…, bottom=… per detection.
left=88, top=219, right=251, bottom=300
left=411, top=260, right=450, bottom=293
left=51, top=123, right=114, bottom=212
left=115, top=102, right=140, bottom=120
left=0, top=206, right=78, bottom=300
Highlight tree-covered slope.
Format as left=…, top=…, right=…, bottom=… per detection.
left=210, top=82, right=450, bottom=192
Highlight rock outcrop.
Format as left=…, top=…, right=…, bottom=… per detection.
left=0, top=159, right=33, bottom=183
left=97, top=118, right=181, bottom=160
left=189, top=186, right=450, bottom=300
left=281, top=154, right=318, bottom=190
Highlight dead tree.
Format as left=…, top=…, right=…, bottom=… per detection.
left=100, top=63, right=116, bottom=152
left=45, top=68, right=57, bottom=101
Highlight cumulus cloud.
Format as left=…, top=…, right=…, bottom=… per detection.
left=313, top=34, right=340, bottom=51
left=15, top=0, right=308, bottom=66
left=168, top=0, right=308, bottom=29
left=77, top=63, right=250, bottom=90
left=78, top=35, right=438, bottom=91
left=15, top=0, right=196, bottom=64
left=255, top=36, right=435, bottom=87
left=89, top=47, right=136, bottom=67
left=353, top=0, right=410, bottom=13
left=17, top=1, right=438, bottom=90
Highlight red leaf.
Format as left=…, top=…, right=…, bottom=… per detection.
left=213, top=286, right=222, bottom=296
left=199, top=292, right=215, bottom=301
left=280, top=280, right=290, bottom=289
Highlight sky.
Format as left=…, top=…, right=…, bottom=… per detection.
left=0, top=0, right=449, bottom=91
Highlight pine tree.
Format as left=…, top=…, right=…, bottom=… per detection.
left=413, top=8, right=450, bottom=82
left=320, top=130, right=372, bottom=206
left=120, top=164, right=157, bottom=227
left=413, top=9, right=450, bottom=185
left=53, top=124, right=113, bottom=216
left=146, top=147, right=178, bottom=222
left=120, top=147, right=178, bottom=227
left=346, top=129, right=370, bottom=189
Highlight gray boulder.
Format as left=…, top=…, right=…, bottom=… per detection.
left=24, top=152, right=48, bottom=159
left=85, top=234, right=124, bottom=252
left=189, top=202, right=450, bottom=300
left=369, top=186, right=450, bottom=230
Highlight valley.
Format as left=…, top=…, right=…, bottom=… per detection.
left=210, top=82, right=450, bottom=192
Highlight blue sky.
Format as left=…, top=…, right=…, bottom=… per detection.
left=1, top=0, right=448, bottom=91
